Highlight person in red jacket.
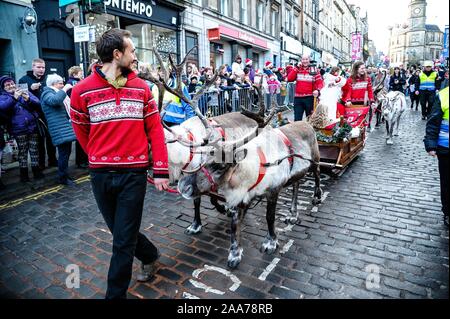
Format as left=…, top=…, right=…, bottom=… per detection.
left=287, top=55, right=324, bottom=121
left=70, top=28, right=169, bottom=299
left=341, top=61, right=376, bottom=129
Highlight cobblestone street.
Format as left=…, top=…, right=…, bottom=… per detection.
left=0, top=107, right=448, bottom=299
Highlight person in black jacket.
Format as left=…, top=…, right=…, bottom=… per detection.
left=389, top=67, right=406, bottom=92
left=408, top=69, right=421, bottom=110
left=424, top=83, right=449, bottom=226
left=18, top=58, right=57, bottom=169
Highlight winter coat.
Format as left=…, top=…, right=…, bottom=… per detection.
left=0, top=91, right=40, bottom=137
left=40, top=87, right=76, bottom=146
left=424, top=88, right=449, bottom=155
left=389, top=74, right=406, bottom=92
left=152, top=82, right=195, bottom=125
left=18, top=71, right=46, bottom=99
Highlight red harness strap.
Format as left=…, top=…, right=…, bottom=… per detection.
left=274, top=129, right=294, bottom=170
left=181, top=131, right=195, bottom=170
left=209, top=119, right=226, bottom=140
left=248, top=147, right=267, bottom=192
left=201, top=167, right=218, bottom=193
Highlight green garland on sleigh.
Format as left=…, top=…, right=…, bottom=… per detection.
left=316, top=120, right=353, bottom=144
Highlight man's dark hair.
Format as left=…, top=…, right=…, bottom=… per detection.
left=96, top=28, right=132, bottom=63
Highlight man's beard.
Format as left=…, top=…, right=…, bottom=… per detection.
left=119, top=65, right=133, bottom=75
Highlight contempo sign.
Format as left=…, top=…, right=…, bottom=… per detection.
left=104, top=0, right=153, bottom=18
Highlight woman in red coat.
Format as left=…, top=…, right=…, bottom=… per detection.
left=341, top=61, right=376, bottom=129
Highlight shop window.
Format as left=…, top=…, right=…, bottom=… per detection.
left=125, top=24, right=177, bottom=66
left=185, top=31, right=199, bottom=68
left=87, top=13, right=120, bottom=63
left=252, top=52, right=260, bottom=70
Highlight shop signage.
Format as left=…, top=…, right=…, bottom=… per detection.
left=104, top=0, right=153, bottom=18
left=74, top=24, right=90, bottom=42
left=208, top=26, right=268, bottom=49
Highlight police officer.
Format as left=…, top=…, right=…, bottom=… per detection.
left=424, top=84, right=449, bottom=226
left=415, top=61, right=441, bottom=120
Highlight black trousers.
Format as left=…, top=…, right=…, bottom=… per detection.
left=38, top=122, right=57, bottom=168
left=75, top=141, right=88, bottom=166
left=294, top=96, right=314, bottom=121
left=419, top=90, right=436, bottom=117
left=90, top=170, right=159, bottom=299
left=438, top=153, right=449, bottom=216
left=410, top=92, right=420, bottom=109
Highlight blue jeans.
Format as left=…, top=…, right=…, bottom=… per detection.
left=57, top=142, right=72, bottom=181
left=90, top=170, right=159, bottom=299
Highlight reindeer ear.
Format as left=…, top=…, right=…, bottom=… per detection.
left=234, top=148, right=248, bottom=163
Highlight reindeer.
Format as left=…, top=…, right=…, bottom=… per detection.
left=373, top=70, right=388, bottom=128
left=177, top=121, right=322, bottom=268
left=138, top=47, right=279, bottom=235
left=380, top=91, right=407, bottom=145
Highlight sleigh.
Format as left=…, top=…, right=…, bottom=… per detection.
left=316, top=105, right=369, bottom=171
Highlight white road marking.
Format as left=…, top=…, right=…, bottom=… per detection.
left=258, top=258, right=281, bottom=281
left=182, top=292, right=201, bottom=299
left=258, top=240, right=295, bottom=281
left=190, top=264, right=241, bottom=295
left=280, top=239, right=294, bottom=254
left=98, top=228, right=111, bottom=235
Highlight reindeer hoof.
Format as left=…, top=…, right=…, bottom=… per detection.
left=312, top=197, right=322, bottom=206
left=260, top=237, right=279, bottom=255
left=394, top=132, right=399, bottom=136
left=386, top=139, right=394, bottom=145
left=226, top=208, right=236, bottom=218
left=286, top=216, right=298, bottom=225
left=185, top=223, right=202, bottom=235
left=227, top=248, right=243, bottom=269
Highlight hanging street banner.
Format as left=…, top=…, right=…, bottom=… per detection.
left=443, top=25, right=449, bottom=60
left=351, top=32, right=362, bottom=61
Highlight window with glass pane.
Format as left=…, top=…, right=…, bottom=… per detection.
left=220, top=0, right=229, bottom=16
left=185, top=32, right=199, bottom=67
left=240, top=0, right=248, bottom=24
left=87, top=13, right=119, bottom=63
left=257, top=2, right=263, bottom=31
left=271, top=10, right=278, bottom=36
left=294, top=14, right=298, bottom=36
left=125, top=24, right=177, bottom=66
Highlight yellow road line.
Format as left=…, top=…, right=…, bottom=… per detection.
left=0, top=175, right=90, bottom=211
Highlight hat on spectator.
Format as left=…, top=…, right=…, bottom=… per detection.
left=245, top=58, right=252, bottom=66
left=424, top=61, right=433, bottom=67
left=0, top=76, right=14, bottom=91
left=265, top=61, right=273, bottom=68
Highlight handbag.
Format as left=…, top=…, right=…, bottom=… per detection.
left=35, top=117, right=48, bottom=138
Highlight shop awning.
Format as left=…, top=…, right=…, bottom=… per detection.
left=208, top=26, right=268, bottom=50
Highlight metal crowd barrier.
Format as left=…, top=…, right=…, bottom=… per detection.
left=190, top=83, right=296, bottom=117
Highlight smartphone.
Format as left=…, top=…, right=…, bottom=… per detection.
left=17, top=83, right=28, bottom=92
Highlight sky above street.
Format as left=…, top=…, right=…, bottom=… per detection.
left=347, top=0, right=449, bottom=54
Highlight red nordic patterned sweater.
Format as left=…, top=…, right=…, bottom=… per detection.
left=341, top=76, right=375, bottom=105
left=70, top=66, right=169, bottom=179
left=286, top=66, right=324, bottom=97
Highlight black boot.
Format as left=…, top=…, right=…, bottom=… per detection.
left=32, top=167, right=45, bottom=179
left=20, top=168, right=30, bottom=182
